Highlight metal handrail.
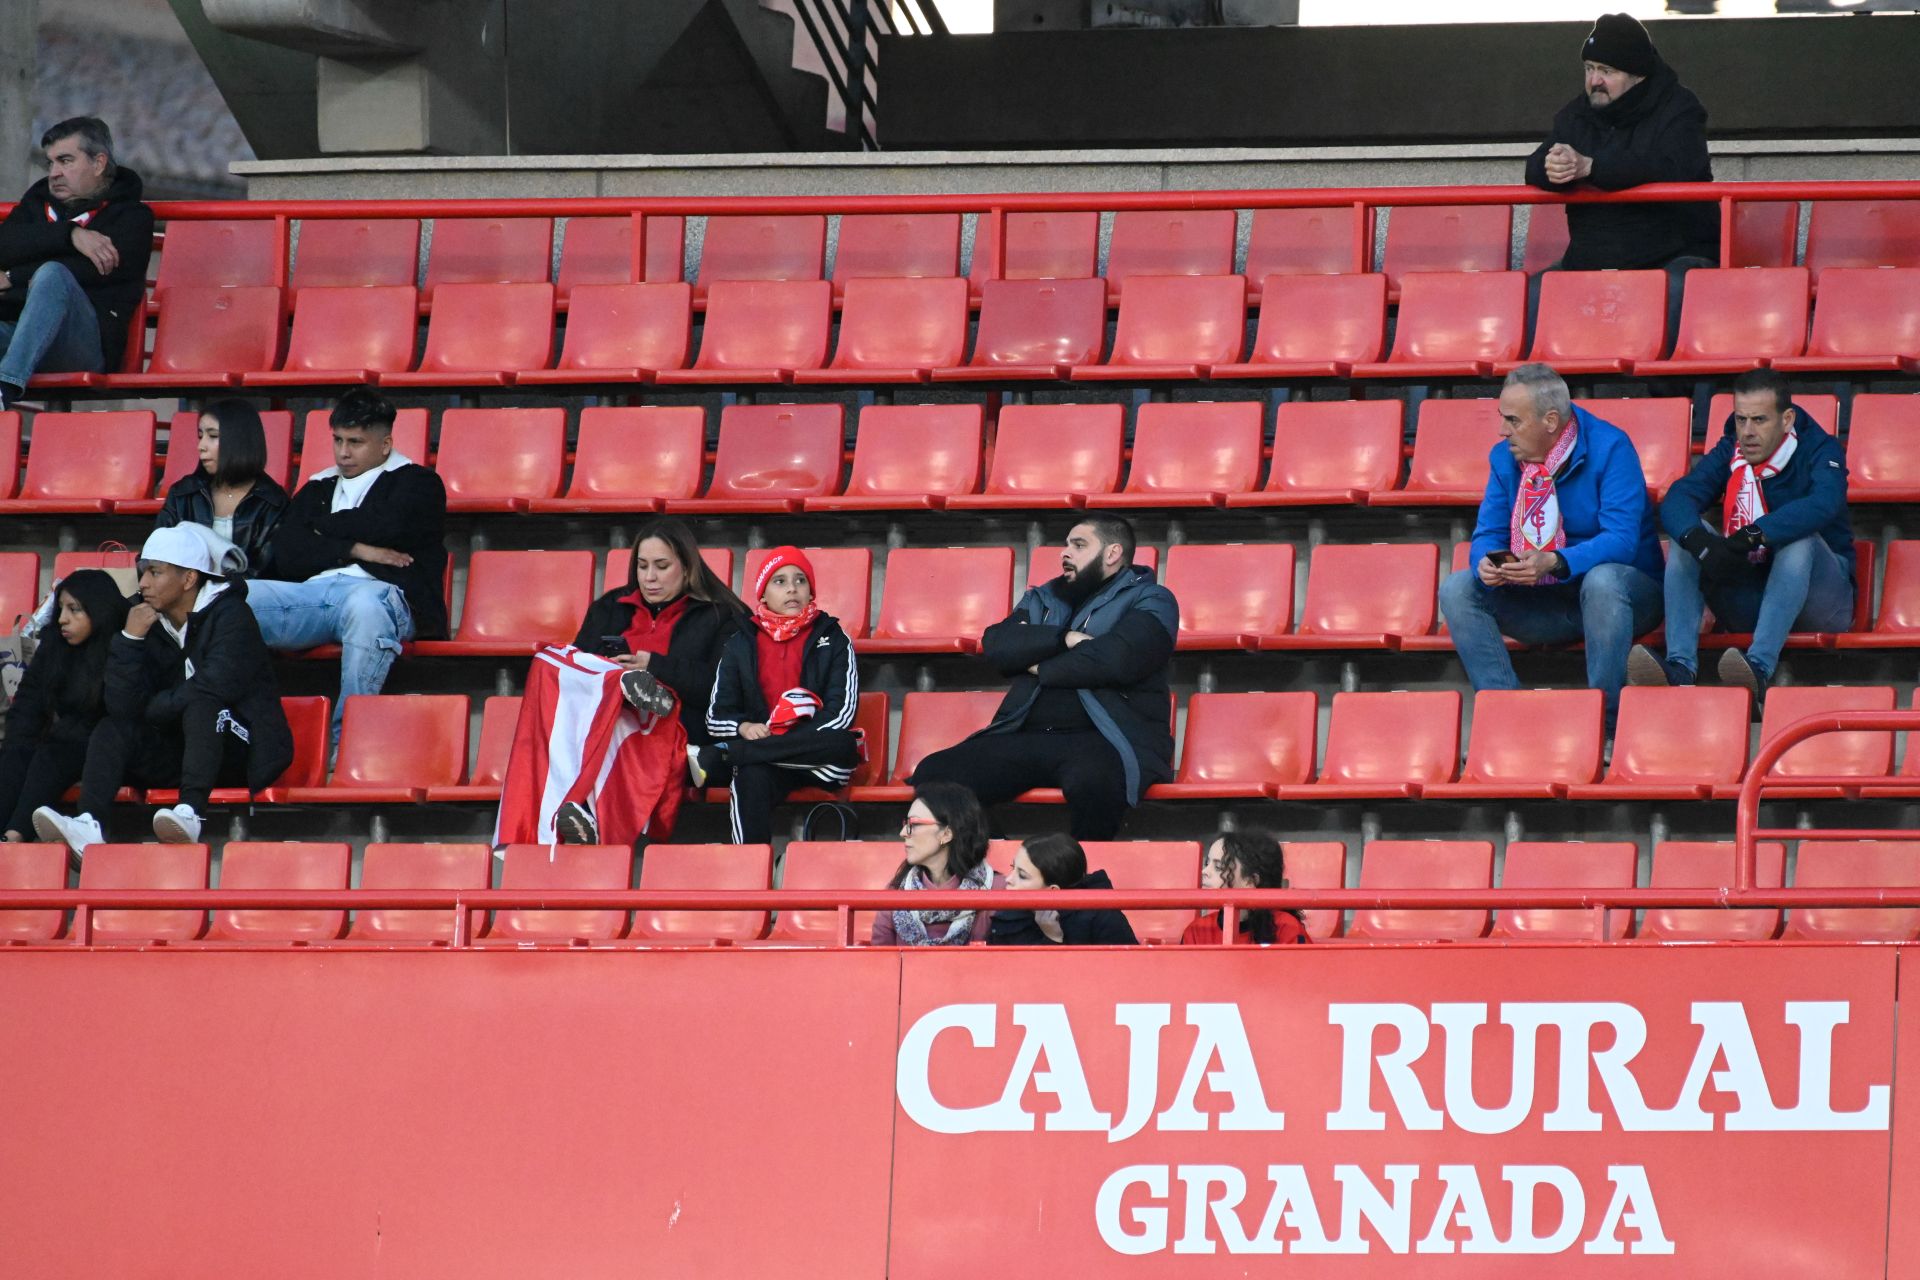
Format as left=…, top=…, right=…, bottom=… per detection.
left=1735, top=709, right=1920, bottom=891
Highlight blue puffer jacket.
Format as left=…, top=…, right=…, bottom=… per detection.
left=1659, top=406, right=1854, bottom=580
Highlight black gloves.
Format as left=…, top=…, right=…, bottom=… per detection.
left=1725, top=525, right=1766, bottom=557
left=1680, top=527, right=1752, bottom=581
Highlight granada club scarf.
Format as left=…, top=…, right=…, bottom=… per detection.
left=1724, top=430, right=1797, bottom=557
left=1510, top=419, right=1581, bottom=585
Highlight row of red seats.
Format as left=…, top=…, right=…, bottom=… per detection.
left=5, top=833, right=1911, bottom=946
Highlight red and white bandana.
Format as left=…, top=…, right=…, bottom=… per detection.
left=1724, top=429, right=1797, bottom=541
left=1510, top=418, right=1581, bottom=583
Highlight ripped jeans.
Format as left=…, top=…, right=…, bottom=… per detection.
left=245, top=575, right=415, bottom=739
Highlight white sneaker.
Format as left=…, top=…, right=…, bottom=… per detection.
left=152, top=804, right=203, bottom=844
left=33, top=807, right=102, bottom=864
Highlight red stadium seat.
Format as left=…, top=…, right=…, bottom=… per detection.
left=859, top=691, right=1003, bottom=801
left=1024, top=546, right=1157, bottom=590
left=1582, top=397, right=1692, bottom=497
left=1640, top=841, right=1785, bottom=942
left=1712, top=684, right=1897, bottom=800
left=80, top=844, right=209, bottom=944
left=0, top=552, right=40, bottom=629
left=290, top=217, right=420, bottom=296
left=424, top=695, right=522, bottom=802
left=271, top=694, right=469, bottom=803
left=0, top=843, right=67, bottom=944
left=1284, top=841, right=1346, bottom=941
left=770, top=841, right=899, bottom=943
left=1153, top=691, right=1316, bottom=799
left=379, top=282, right=554, bottom=386
left=1631, top=267, right=1809, bottom=376
left=860, top=548, right=1013, bottom=655
left=664, top=402, right=843, bottom=514
left=1164, top=543, right=1294, bottom=649
left=1226, top=399, right=1402, bottom=508
left=1380, top=204, right=1511, bottom=294
left=203, top=842, right=351, bottom=943
left=968, top=210, right=1099, bottom=285
left=1565, top=686, right=1750, bottom=801
left=1803, top=200, right=1920, bottom=281
left=1492, top=841, right=1637, bottom=941
left=51, top=550, right=134, bottom=580
left=1837, top=540, right=1920, bottom=648
left=743, top=547, right=872, bottom=637
left=806, top=404, right=983, bottom=512
left=932, top=278, right=1106, bottom=381
left=1731, top=201, right=1799, bottom=269
left=1262, top=542, right=1439, bottom=649
left=515, top=282, right=692, bottom=385
left=154, top=219, right=277, bottom=291
left=697, top=215, right=827, bottom=291
left=5, top=411, right=154, bottom=513
left=630, top=843, right=774, bottom=943
left=1087, top=840, right=1203, bottom=942
left=147, top=695, right=330, bottom=808
left=1273, top=690, right=1461, bottom=800
left=1244, top=208, right=1362, bottom=284
left=296, top=407, right=429, bottom=488
left=1351, top=271, right=1526, bottom=377
left=656, top=280, right=832, bottom=384
left=421, top=216, right=552, bottom=303
left=1088, top=401, right=1263, bottom=508
left=1070, top=275, right=1246, bottom=380
left=0, top=411, right=17, bottom=498
left=485, top=844, right=632, bottom=944
left=1348, top=840, right=1494, bottom=941
left=1367, top=399, right=1493, bottom=507
left=1212, top=273, right=1387, bottom=378
left=947, top=403, right=1122, bottom=509
left=110, top=286, right=284, bottom=389
left=1521, top=203, right=1568, bottom=275
left=1841, top=394, right=1920, bottom=503
left=1786, top=841, right=1920, bottom=942
left=1104, top=209, right=1236, bottom=300
left=348, top=843, right=492, bottom=944
left=833, top=213, right=961, bottom=284
left=528, top=405, right=704, bottom=514
left=792, top=276, right=969, bottom=383
left=434, top=407, right=565, bottom=512
left=415, top=552, right=596, bottom=657
left=1424, top=689, right=1603, bottom=800
left=243, top=285, right=418, bottom=386
left=602, top=546, right=734, bottom=597
left=1507, top=269, right=1666, bottom=374
left=783, top=692, right=890, bottom=802
left=1771, top=268, right=1920, bottom=373
left=554, top=215, right=686, bottom=297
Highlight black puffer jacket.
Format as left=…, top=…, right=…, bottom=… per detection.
left=0, top=167, right=153, bottom=371
left=156, top=472, right=290, bottom=580
left=573, top=589, right=744, bottom=748
left=988, top=870, right=1140, bottom=946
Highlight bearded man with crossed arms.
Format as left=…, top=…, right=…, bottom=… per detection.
left=1438, top=362, right=1664, bottom=733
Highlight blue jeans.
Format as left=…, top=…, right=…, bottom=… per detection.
left=0, top=262, right=105, bottom=388
left=1661, top=532, right=1854, bottom=679
left=1439, top=562, right=1663, bottom=725
left=245, top=576, right=416, bottom=739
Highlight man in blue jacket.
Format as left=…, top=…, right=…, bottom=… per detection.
left=1439, top=363, right=1664, bottom=730
left=1629, top=369, right=1853, bottom=705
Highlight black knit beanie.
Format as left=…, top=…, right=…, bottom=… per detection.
left=1582, top=13, right=1658, bottom=77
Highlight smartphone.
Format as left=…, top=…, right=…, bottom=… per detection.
left=1487, top=551, right=1518, bottom=567
left=596, top=634, right=629, bottom=657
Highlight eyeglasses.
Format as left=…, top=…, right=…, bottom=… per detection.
left=900, top=818, right=941, bottom=834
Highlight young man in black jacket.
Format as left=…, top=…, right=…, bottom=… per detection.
left=0, top=117, right=153, bottom=407
left=249, top=387, right=449, bottom=743
left=34, top=526, right=293, bottom=858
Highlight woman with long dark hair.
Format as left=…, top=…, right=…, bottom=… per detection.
left=1181, top=830, right=1309, bottom=945
left=989, top=832, right=1138, bottom=946
left=872, top=781, right=1002, bottom=945
left=155, top=398, right=287, bottom=577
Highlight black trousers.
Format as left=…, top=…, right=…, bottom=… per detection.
left=912, top=729, right=1131, bottom=840
left=714, top=729, right=862, bottom=845
left=80, top=698, right=253, bottom=818
left=0, top=738, right=88, bottom=837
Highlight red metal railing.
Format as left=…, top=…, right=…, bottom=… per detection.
left=1734, top=709, right=1920, bottom=891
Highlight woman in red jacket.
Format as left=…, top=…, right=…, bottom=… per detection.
left=1181, top=830, right=1309, bottom=946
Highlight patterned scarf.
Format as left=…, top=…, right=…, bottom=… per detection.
left=892, top=859, right=995, bottom=946
left=1510, top=418, right=1581, bottom=585
left=751, top=599, right=821, bottom=644
left=1724, top=429, right=1797, bottom=561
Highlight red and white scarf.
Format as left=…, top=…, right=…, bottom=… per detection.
left=47, top=203, right=104, bottom=227
left=1724, top=430, right=1797, bottom=542
left=1510, top=418, right=1581, bottom=583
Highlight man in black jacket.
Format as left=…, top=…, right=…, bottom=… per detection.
left=0, top=117, right=153, bottom=407
left=33, top=526, right=293, bottom=858
left=912, top=516, right=1178, bottom=840
left=249, top=387, right=448, bottom=744
left=1524, top=15, right=1717, bottom=341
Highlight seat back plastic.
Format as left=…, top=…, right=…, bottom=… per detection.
left=1403, top=399, right=1495, bottom=495
left=1385, top=271, right=1526, bottom=363
left=1026, top=547, right=1157, bottom=591
left=154, top=219, right=278, bottom=291
left=704, top=402, right=844, bottom=503
left=1283, top=841, right=1346, bottom=941
left=1802, top=267, right=1920, bottom=358
left=698, top=215, right=827, bottom=287
left=291, top=218, right=421, bottom=295
left=565, top=405, right=705, bottom=503
left=1667, top=267, right=1811, bottom=361
left=1265, top=399, right=1403, bottom=497
left=1084, top=840, right=1203, bottom=942
left=1166, top=543, right=1295, bottom=644
left=51, top=550, right=135, bottom=580
left=964, top=278, right=1107, bottom=369
left=1104, top=275, right=1245, bottom=366
left=1731, top=201, right=1799, bottom=268
left=1584, top=397, right=1692, bottom=495
left=833, top=213, right=961, bottom=282
left=422, top=216, right=553, bottom=302
left=275, top=696, right=333, bottom=790
left=554, top=215, right=686, bottom=297
left=1122, top=401, right=1262, bottom=498
left=279, top=285, right=418, bottom=376
left=0, top=551, right=40, bottom=630
left=437, top=407, right=567, bottom=506
left=0, top=843, right=67, bottom=943
left=207, top=842, right=351, bottom=942
left=1757, top=685, right=1896, bottom=779
left=1788, top=841, right=1920, bottom=941
left=297, top=407, right=429, bottom=487
left=1105, top=209, right=1236, bottom=287
left=632, top=844, right=774, bottom=942
left=827, top=276, right=968, bottom=370
left=1871, top=541, right=1920, bottom=636
left=22, top=411, right=155, bottom=503
left=743, top=547, right=872, bottom=637
left=551, top=282, right=692, bottom=373
left=0, top=411, right=17, bottom=499
left=468, top=696, right=522, bottom=790
left=1495, top=842, right=1638, bottom=940
left=350, top=843, right=492, bottom=944
left=158, top=408, right=290, bottom=494
left=1381, top=205, right=1511, bottom=291
left=969, top=211, right=1099, bottom=283
left=490, top=844, right=632, bottom=942
left=1804, top=200, right=1920, bottom=280
left=1846, top=395, right=1920, bottom=499
left=1298, top=543, right=1440, bottom=639
left=144, top=286, right=286, bottom=376
left=1521, top=203, right=1569, bottom=275
left=1350, top=840, right=1494, bottom=940
left=872, top=548, right=1014, bottom=646
left=1527, top=269, right=1667, bottom=363
left=843, top=404, right=983, bottom=502
left=1245, top=207, right=1360, bottom=279
left=982, top=403, right=1123, bottom=498
left=333, top=695, right=470, bottom=790
left=1605, top=686, right=1751, bottom=788
left=454, top=551, right=596, bottom=646
left=412, top=281, right=555, bottom=374
left=1320, top=690, right=1462, bottom=788
left=1175, top=691, right=1317, bottom=790
left=1246, top=272, right=1387, bottom=363
left=80, top=843, right=208, bottom=943
left=891, top=692, right=1004, bottom=784
left=1642, top=841, right=1785, bottom=941
left=690, top=280, right=831, bottom=372
left=1459, top=689, right=1603, bottom=787
left=774, top=841, right=904, bottom=942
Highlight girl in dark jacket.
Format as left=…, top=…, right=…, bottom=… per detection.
left=700, top=547, right=862, bottom=845
left=155, top=399, right=288, bottom=578
left=990, top=833, right=1138, bottom=946
left=0, top=570, right=129, bottom=841
left=1181, top=830, right=1309, bottom=946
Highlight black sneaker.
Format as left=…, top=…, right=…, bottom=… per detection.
left=1717, top=647, right=1770, bottom=716
left=619, top=668, right=676, bottom=717
left=1627, top=644, right=1694, bottom=688
left=554, top=801, right=598, bottom=844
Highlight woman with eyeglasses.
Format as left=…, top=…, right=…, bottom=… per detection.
left=989, top=832, right=1137, bottom=946
left=872, top=781, right=1001, bottom=945
left=1181, top=830, right=1309, bottom=946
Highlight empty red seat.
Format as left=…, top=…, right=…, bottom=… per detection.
left=290, top=217, right=420, bottom=296
left=1425, top=689, right=1603, bottom=800
left=1348, top=840, right=1494, bottom=941
left=424, top=695, right=522, bottom=802
left=656, top=280, right=831, bottom=384
left=1164, top=543, right=1295, bottom=649
left=415, top=552, right=596, bottom=657
left=1640, top=841, right=1785, bottom=942
left=0, top=411, right=17, bottom=498
left=1583, top=397, right=1692, bottom=497
left=1713, top=684, right=1897, bottom=800
left=1088, top=840, right=1203, bottom=942
left=434, top=407, right=565, bottom=512
left=770, top=841, right=899, bottom=943
left=1262, top=542, right=1439, bottom=649
left=554, top=215, right=686, bottom=298
left=630, top=843, right=773, bottom=943
left=743, top=547, right=872, bottom=637
left=1212, top=273, right=1387, bottom=378
left=515, top=282, right=692, bottom=385
left=1772, top=268, right=1920, bottom=373
left=1104, top=209, right=1237, bottom=300
left=528, top=405, right=704, bottom=514
left=80, top=843, right=209, bottom=944
left=1508, top=270, right=1666, bottom=374
left=1284, top=841, right=1347, bottom=941
left=1071, top=275, right=1245, bottom=380
left=1244, top=208, right=1362, bottom=284
left=1565, top=686, right=1751, bottom=801
left=1367, top=398, right=1493, bottom=507
left=4, top=411, right=154, bottom=513
left=1089, top=401, right=1262, bottom=508
left=243, top=285, right=417, bottom=387
left=0, top=552, right=40, bottom=629
left=947, top=403, right=1122, bottom=509
left=860, top=548, right=1013, bottom=654
left=272, top=694, right=469, bottom=802
left=1632, top=268, right=1810, bottom=375
left=1226, top=399, right=1402, bottom=508
left=148, top=695, right=329, bottom=807
left=1787, top=841, right=1920, bottom=941
left=1351, top=272, right=1526, bottom=377
left=1731, top=201, right=1799, bottom=269
left=0, top=843, right=67, bottom=944
left=1522, top=203, right=1569, bottom=275
left=379, top=282, right=554, bottom=386
left=1840, top=394, right=1920, bottom=503
left=832, top=213, right=961, bottom=285
left=485, top=844, right=632, bottom=944
left=1025, top=546, right=1157, bottom=590
left=932, top=278, right=1106, bottom=381
left=792, top=276, right=968, bottom=383
left=110, top=286, right=284, bottom=389
left=1804, top=200, right=1920, bottom=281
left=697, top=215, right=827, bottom=291
left=1274, top=690, right=1461, bottom=800
left=1153, top=691, right=1316, bottom=799
left=853, top=691, right=1004, bottom=802
left=154, top=219, right=278, bottom=291
left=664, top=402, right=843, bottom=514
left=1380, top=204, right=1512, bottom=294
left=348, top=843, right=492, bottom=944
left=1838, top=540, right=1920, bottom=649
left=421, top=216, right=552, bottom=303
left=296, top=407, right=429, bottom=488
left=806, top=404, right=983, bottom=512
left=203, top=842, right=351, bottom=943
left=1493, top=841, right=1637, bottom=940
left=969, top=211, right=1099, bottom=285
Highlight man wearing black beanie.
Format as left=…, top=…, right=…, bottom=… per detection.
left=1525, top=14, right=1718, bottom=345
